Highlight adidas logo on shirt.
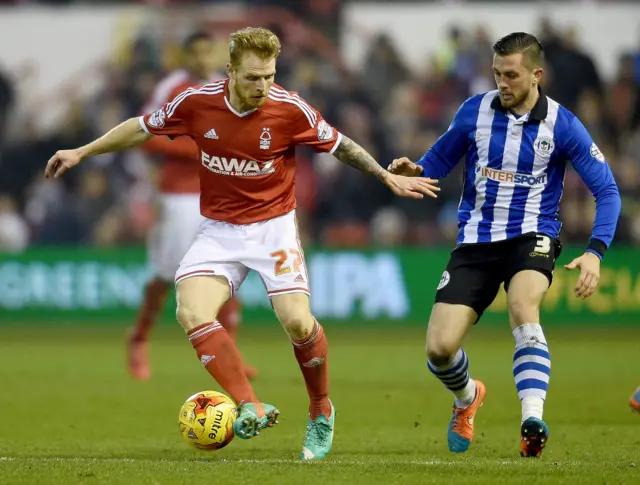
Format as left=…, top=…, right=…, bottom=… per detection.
left=204, top=128, right=218, bottom=139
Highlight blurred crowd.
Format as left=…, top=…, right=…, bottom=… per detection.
left=0, top=11, right=640, bottom=252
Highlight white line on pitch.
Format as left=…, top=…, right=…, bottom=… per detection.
left=0, top=457, right=585, bottom=466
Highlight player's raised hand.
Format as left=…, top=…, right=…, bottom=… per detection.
left=387, top=157, right=424, bottom=177
left=384, top=173, right=439, bottom=200
left=564, top=252, right=601, bottom=299
left=44, top=149, right=83, bottom=179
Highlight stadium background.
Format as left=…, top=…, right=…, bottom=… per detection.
left=0, top=1, right=639, bottom=484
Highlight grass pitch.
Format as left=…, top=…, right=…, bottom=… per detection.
left=0, top=323, right=638, bottom=484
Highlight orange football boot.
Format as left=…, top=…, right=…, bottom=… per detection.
left=448, top=380, right=486, bottom=452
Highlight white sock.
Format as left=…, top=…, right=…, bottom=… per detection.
left=513, top=323, right=550, bottom=422
left=521, top=396, right=544, bottom=422
left=454, top=380, right=477, bottom=409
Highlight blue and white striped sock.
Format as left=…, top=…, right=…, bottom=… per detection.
left=513, top=323, right=551, bottom=422
left=428, top=348, right=477, bottom=408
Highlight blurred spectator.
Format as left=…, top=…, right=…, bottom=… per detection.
left=362, top=33, right=410, bottom=108
left=608, top=53, right=640, bottom=139
left=543, top=25, right=602, bottom=112
left=370, top=207, right=408, bottom=247
left=0, top=64, right=14, bottom=145
left=0, top=195, right=28, bottom=253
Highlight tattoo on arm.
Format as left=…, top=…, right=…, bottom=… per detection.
left=333, top=135, right=387, bottom=182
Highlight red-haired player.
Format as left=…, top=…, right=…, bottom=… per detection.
left=45, top=27, right=439, bottom=459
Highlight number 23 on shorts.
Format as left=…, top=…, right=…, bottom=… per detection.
left=270, top=249, right=303, bottom=276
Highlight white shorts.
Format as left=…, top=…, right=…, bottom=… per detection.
left=148, top=194, right=203, bottom=281
left=175, top=210, right=310, bottom=297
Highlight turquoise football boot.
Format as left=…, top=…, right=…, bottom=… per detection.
left=233, top=402, right=280, bottom=440
left=300, top=400, right=335, bottom=461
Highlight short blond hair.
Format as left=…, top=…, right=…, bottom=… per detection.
left=229, top=27, right=281, bottom=67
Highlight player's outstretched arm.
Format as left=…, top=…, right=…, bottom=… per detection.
left=45, top=118, right=152, bottom=178
left=332, top=136, right=440, bottom=200
left=562, top=116, right=622, bottom=299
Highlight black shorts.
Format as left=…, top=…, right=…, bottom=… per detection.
left=435, top=232, right=562, bottom=319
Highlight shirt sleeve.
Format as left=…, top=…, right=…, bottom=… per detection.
left=139, top=88, right=197, bottom=139
left=289, top=97, right=342, bottom=154
left=416, top=100, right=471, bottom=179
left=564, top=115, right=622, bottom=258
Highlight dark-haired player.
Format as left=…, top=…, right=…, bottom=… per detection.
left=390, top=32, right=621, bottom=457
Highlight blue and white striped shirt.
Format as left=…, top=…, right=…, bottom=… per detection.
left=417, top=89, right=621, bottom=258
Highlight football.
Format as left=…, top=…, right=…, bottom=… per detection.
left=178, top=390, right=238, bottom=450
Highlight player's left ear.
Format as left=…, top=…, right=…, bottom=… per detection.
left=532, top=68, right=543, bottom=86
left=226, top=62, right=235, bottom=80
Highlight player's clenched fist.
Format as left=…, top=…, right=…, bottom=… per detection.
left=383, top=173, right=439, bottom=200
left=387, top=157, right=424, bottom=177
left=44, top=149, right=83, bottom=179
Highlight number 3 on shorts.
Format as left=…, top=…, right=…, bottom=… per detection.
left=534, top=235, right=551, bottom=254
left=270, top=249, right=303, bottom=276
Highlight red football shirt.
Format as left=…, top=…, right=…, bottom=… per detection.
left=140, top=79, right=342, bottom=224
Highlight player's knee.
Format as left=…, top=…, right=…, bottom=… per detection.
left=175, top=299, right=211, bottom=331
left=278, top=310, right=315, bottom=340
left=271, top=293, right=315, bottom=339
left=508, top=299, right=538, bottom=326
left=176, top=301, right=196, bottom=330
left=426, top=340, right=459, bottom=366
